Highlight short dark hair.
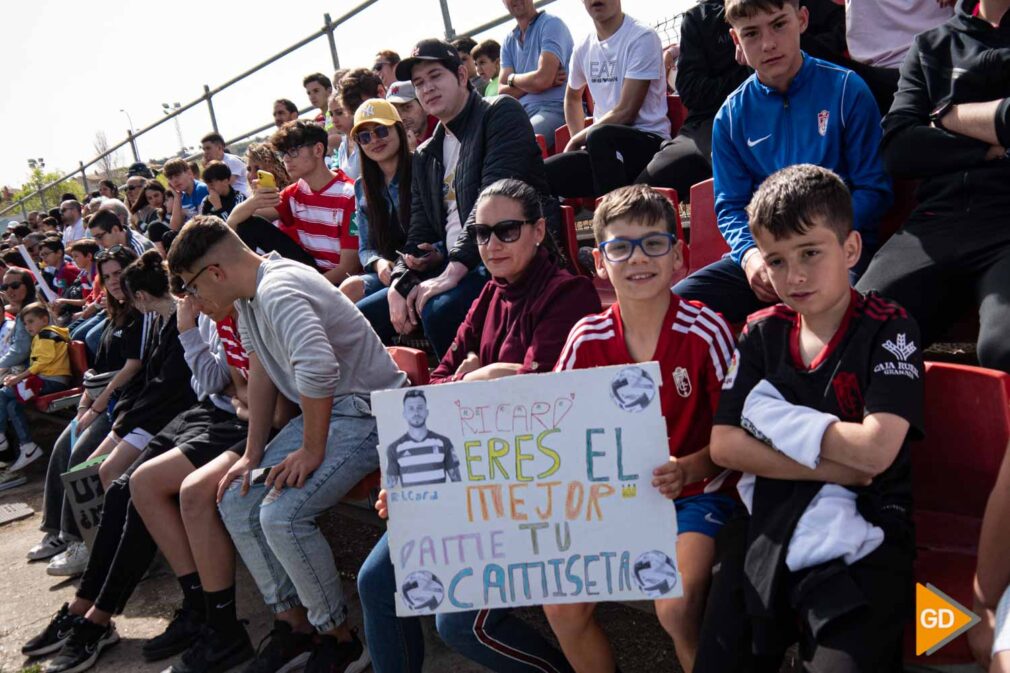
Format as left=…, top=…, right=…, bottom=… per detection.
left=168, top=215, right=235, bottom=276
left=88, top=209, right=123, bottom=234
left=725, top=0, right=800, bottom=23
left=122, top=249, right=169, bottom=299
left=592, top=185, right=678, bottom=244
left=41, top=216, right=60, bottom=230
left=302, top=72, right=333, bottom=90
left=270, top=120, right=328, bottom=155
left=452, top=37, right=478, bottom=55
left=11, top=224, right=31, bottom=239
left=376, top=49, right=401, bottom=65
left=274, top=98, right=298, bottom=114
left=472, top=39, right=501, bottom=62
left=202, top=160, right=232, bottom=183
left=338, top=68, right=384, bottom=115
left=68, top=239, right=100, bottom=257
left=163, top=158, right=192, bottom=178
left=40, top=237, right=64, bottom=254
left=20, top=302, right=50, bottom=322
left=201, top=132, right=225, bottom=147
left=403, top=389, right=427, bottom=405
left=747, top=164, right=852, bottom=243
left=60, top=193, right=77, bottom=203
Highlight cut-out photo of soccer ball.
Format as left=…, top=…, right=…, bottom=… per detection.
left=633, top=550, right=678, bottom=598
left=401, top=570, right=445, bottom=611
left=609, top=365, right=657, bottom=413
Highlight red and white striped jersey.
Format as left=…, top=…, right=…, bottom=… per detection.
left=275, top=171, right=358, bottom=271
left=555, top=292, right=737, bottom=499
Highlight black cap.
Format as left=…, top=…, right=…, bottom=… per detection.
left=395, top=38, right=463, bottom=82
left=127, top=162, right=154, bottom=179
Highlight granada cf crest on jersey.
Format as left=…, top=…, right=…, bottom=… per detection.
left=818, top=109, right=830, bottom=137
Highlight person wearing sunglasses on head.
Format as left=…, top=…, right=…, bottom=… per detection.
left=357, top=179, right=599, bottom=673
left=339, top=100, right=412, bottom=306
left=373, top=49, right=401, bottom=89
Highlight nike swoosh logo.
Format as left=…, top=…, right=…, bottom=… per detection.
left=704, top=512, right=724, bottom=526
left=56, top=628, right=73, bottom=639
left=746, top=134, right=772, bottom=148
left=215, top=601, right=234, bottom=609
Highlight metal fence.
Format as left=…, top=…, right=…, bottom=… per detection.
left=1, top=0, right=560, bottom=220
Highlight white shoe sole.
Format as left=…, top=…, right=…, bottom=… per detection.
left=344, top=648, right=371, bottom=673
left=22, top=630, right=73, bottom=657
left=48, top=628, right=119, bottom=673
left=28, top=542, right=67, bottom=562
left=9, top=447, right=42, bottom=473
left=0, top=475, right=27, bottom=492
left=47, top=561, right=87, bottom=577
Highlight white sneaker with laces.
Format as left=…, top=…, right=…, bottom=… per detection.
left=28, top=533, right=67, bottom=561
left=7, top=441, right=42, bottom=473
left=47, top=541, right=89, bottom=577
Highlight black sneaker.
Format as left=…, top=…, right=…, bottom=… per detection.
left=142, top=607, right=205, bottom=661
left=170, top=624, right=254, bottom=673
left=304, top=632, right=371, bottom=673
left=22, top=603, right=83, bottom=657
left=241, top=621, right=313, bottom=673
left=44, top=619, right=119, bottom=673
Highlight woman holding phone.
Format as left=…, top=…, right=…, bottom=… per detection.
left=339, top=99, right=411, bottom=303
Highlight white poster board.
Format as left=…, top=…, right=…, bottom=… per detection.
left=373, top=363, right=681, bottom=616
left=17, top=244, right=57, bottom=303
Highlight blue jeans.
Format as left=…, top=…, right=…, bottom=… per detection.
left=358, top=533, right=574, bottom=673
left=528, top=106, right=566, bottom=152
left=0, top=379, right=65, bottom=443
left=218, top=394, right=381, bottom=632
left=70, top=311, right=107, bottom=360
left=357, top=267, right=488, bottom=359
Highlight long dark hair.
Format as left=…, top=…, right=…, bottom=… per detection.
left=97, top=246, right=140, bottom=326
left=3, top=267, right=36, bottom=312
left=475, top=178, right=565, bottom=265
left=360, top=122, right=411, bottom=262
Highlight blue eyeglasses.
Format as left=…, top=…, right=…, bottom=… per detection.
left=598, top=232, right=677, bottom=262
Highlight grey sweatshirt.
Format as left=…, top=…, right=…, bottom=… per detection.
left=178, top=313, right=234, bottom=413
left=236, top=253, right=407, bottom=403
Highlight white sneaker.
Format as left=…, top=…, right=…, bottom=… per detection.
left=0, top=435, right=10, bottom=467
left=0, top=468, right=27, bottom=492
left=28, top=533, right=67, bottom=561
left=47, top=541, right=89, bottom=577
left=8, top=441, right=42, bottom=473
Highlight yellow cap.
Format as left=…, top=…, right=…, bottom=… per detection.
left=350, top=98, right=402, bottom=139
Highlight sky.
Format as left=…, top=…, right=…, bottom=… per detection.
left=0, top=0, right=690, bottom=195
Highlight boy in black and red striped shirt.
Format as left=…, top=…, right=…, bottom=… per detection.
left=699, top=164, right=924, bottom=672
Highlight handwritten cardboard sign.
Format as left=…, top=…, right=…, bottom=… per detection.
left=374, top=363, right=681, bottom=616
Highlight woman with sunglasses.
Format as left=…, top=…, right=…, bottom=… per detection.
left=0, top=268, right=37, bottom=388
left=30, top=246, right=150, bottom=572
left=340, top=99, right=411, bottom=303
left=357, top=179, right=600, bottom=673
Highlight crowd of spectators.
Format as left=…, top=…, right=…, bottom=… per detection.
left=4, top=0, right=1010, bottom=672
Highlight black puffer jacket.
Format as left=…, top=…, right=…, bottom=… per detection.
left=882, top=0, right=1010, bottom=217
left=390, top=91, right=558, bottom=298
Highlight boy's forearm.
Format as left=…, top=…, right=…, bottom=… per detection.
left=299, top=394, right=334, bottom=456
left=677, top=447, right=722, bottom=486
left=820, top=414, right=906, bottom=477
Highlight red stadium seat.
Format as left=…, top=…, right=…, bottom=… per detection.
left=554, top=117, right=594, bottom=158
left=667, top=95, right=686, bottom=137
left=591, top=187, right=689, bottom=307
left=903, top=363, right=1010, bottom=665
left=535, top=134, right=548, bottom=159
left=688, top=179, right=730, bottom=271
left=33, top=340, right=88, bottom=414
left=343, top=346, right=431, bottom=502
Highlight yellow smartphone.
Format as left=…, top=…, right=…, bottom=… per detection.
left=256, top=170, right=276, bottom=190
left=155, top=173, right=169, bottom=189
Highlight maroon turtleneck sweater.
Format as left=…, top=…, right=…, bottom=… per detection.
left=430, top=248, right=601, bottom=384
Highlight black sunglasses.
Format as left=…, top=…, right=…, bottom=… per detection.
left=372, top=61, right=391, bottom=71
left=470, top=219, right=535, bottom=246
left=356, top=125, right=391, bottom=146
left=95, top=244, right=127, bottom=261
left=0, top=281, right=23, bottom=292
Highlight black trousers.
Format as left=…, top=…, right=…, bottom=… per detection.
left=856, top=211, right=1010, bottom=373
left=545, top=124, right=666, bottom=198
left=236, top=216, right=320, bottom=270
left=695, top=515, right=911, bottom=673
left=76, top=403, right=232, bottom=614
left=635, top=132, right=713, bottom=204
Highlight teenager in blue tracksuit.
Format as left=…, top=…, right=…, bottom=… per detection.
left=675, top=45, right=892, bottom=324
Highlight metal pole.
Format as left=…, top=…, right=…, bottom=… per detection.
left=127, top=131, right=141, bottom=162
left=79, top=162, right=89, bottom=194
left=204, top=85, right=220, bottom=134
left=19, top=202, right=28, bottom=221
left=439, top=0, right=455, bottom=40
left=324, top=13, right=340, bottom=70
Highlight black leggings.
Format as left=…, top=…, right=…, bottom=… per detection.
left=236, top=216, right=320, bottom=270
left=544, top=124, right=666, bottom=198
left=635, top=132, right=713, bottom=204
left=856, top=211, right=1010, bottom=373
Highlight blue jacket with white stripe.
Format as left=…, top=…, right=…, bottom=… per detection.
left=712, top=53, right=892, bottom=264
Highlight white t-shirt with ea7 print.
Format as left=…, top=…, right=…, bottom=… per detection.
left=568, top=14, right=671, bottom=138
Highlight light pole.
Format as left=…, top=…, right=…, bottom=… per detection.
left=120, top=108, right=141, bottom=162
left=162, top=102, right=185, bottom=156
left=26, top=157, right=47, bottom=209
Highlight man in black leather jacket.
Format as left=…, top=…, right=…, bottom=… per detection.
left=856, top=0, right=1010, bottom=373
left=356, top=38, right=558, bottom=358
